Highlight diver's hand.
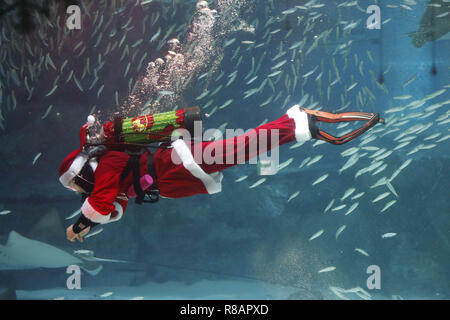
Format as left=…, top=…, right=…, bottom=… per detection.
left=66, top=224, right=91, bottom=243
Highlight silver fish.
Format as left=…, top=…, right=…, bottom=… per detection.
left=335, top=225, right=346, bottom=239
left=318, top=266, right=336, bottom=273
left=249, top=178, right=266, bottom=189
left=224, top=38, right=236, bottom=48
left=219, top=99, right=233, bottom=109
left=344, top=202, right=359, bottom=215
left=436, top=134, right=450, bottom=143
left=332, top=204, right=346, bottom=212
left=393, top=95, right=412, bottom=100
left=346, top=82, right=358, bottom=92
left=386, top=180, right=399, bottom=198
left=289, top=141, right=305, bottom=149
left=324, top=199, right=335, bottom=213
left=97, top=85, right=104, bottom=98
left=339, top=154, right=359, bottom=174
left=341, top=147, right=359, bottom=157
left=288, top=191, right=300, bottom=202
left=372, top=164, right=388, bottom=176
left=65, top=208, right=81, bottom=220
left=267, top=70, right=282, bottom=78
left=355, top=248, right=369, bottom=256
left=282, top=7, right=297, bottom=15
left=372, top=192, right=391, bottom=203
left=73, top=75, right=83, bottom=92
left=341, top=188, right=356, bottom=201
left=84, top=228, right=104, bottom=239
left=41, top=105, right=53, bottom=120
left=299, top=157, right=311, bottom=169
left=45, top=85, right=58, bottom=97
left=309, top=229, right=324, bottom=241
left=424, top=88, right=446, bottom=101
left=381, top=233, right=397, bottom=238
left=278, top=157, right=294, bottom=171
left=32, top=153, right=42, bottom=165
left=271, top=59, right=287, bottom=70
left=402, top=74, right=417, bottom=88
left=393, top=141, right=411, bottom=150
left=99, top=292, right=113, bottom=298
left=312, top=173, right=329, bottom=186
left=380, top=200, right=397, bottom=213
left=390, top=159, right=412, bottom=181
left=351, top=192, right=365, bottom=200
left=307, top=155, right=323, bottom=167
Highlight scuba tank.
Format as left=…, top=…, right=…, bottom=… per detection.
left=95, top=106, right=202, bottom=146
left=82, top=107, right=203, bottom=204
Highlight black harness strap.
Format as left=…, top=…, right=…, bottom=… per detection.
left=146, top=152, right=158, bottom=190
left=120, top=151, right=159, bottom=204
left=120, top=154, right=145, bottom=204
left=113, top=117, right=124, bottom=144
left=145, top=151, right=159, bottom=203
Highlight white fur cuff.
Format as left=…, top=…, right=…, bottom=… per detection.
left=59, top=153, right=89, bottom=188
left=103, top=202, right=124, bottom=224
left=286, top=104, right=312, bottom=142
left=81, top=198, right=111, bottom=224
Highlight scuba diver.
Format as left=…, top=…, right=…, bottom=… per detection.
left=60, top=105, right=384, bottom=242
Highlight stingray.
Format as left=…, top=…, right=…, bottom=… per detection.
left=73, top=249, right=132, bottom=264
left=0, top=231, right=104, bottom=276
left=409, top=0, right=450, bottom=48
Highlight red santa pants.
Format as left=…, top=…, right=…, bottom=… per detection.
left=153, top=108, right=307, bottom=198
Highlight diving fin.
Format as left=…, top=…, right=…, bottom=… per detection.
left=302, top=108, right=384, bottom=145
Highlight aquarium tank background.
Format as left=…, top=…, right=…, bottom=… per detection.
left=0, top=0, right=449, bottom=300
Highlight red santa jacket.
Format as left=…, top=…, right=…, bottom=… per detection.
left=79, top=141, right=224, bottom=224
left=80, top=150, right=149, bottom=224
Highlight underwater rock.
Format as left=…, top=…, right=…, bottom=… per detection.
left=409, top=0, right=450, bottom=48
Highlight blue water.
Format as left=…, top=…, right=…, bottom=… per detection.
left=0, top=0, right=449, bottom=300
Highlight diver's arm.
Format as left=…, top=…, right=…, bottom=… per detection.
left=66, top=210, right=100, bottom=242
left=81, top=152, right=129, bottom=224
left=67, top=225, right=90, bottom=243
left=73, top=214, right=99, bottom=233
left=67, top=199, right=125, bottom=242
left=66, top=153, right=129, bottom=244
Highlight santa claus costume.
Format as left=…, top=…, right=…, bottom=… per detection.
left=59, top=105, right=382, bottom=234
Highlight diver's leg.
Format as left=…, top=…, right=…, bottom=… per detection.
left=150, top=112, right=307, bottom=199
left=196, top=104, right=313, bottom=174
left=195, top=105, right=383, bottom=173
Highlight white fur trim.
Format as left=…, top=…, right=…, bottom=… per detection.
left=59, top=152, right=89, bottom=188
left=103, top=202, right=124, bottom=224
left=172, top=139, right=223, bottom=194
left=81, top=198, right=111, bottom=224
left=88, top=158, right=98, bottom=172
left=286, top=104, right=312, bottom=142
